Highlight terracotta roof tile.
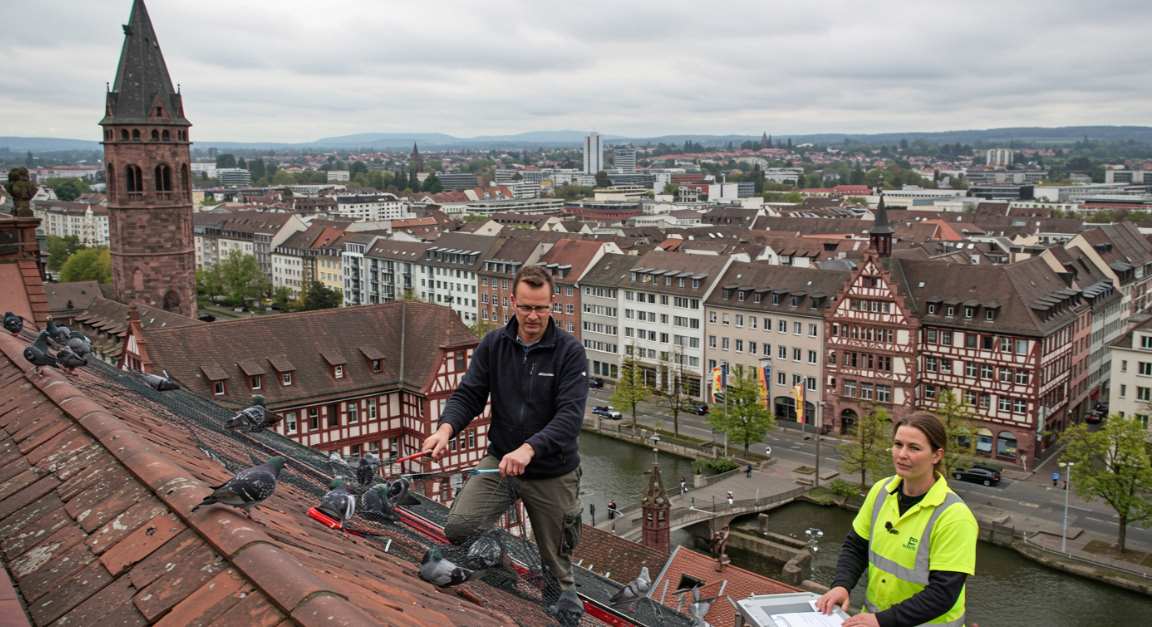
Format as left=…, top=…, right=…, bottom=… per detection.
left=652, top=545, right=800, bottom=627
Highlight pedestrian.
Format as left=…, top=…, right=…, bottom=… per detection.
left=680, top=477, right=688, bottom=495
left=745, top=463, right=753, bottom=479
left=815, top=412, right=976, bottom=627
left=1051, top=470, right=1060, bottom=488
left=425, top=265, right=587, bottom=606
left=726, top=491, right=734, bottom=507
left=607, top=499, right=617, bottom=521
left=589, top=503, right=596, bottom=526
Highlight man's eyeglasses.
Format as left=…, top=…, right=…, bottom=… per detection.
left=515, top=304, right=552, bottom=314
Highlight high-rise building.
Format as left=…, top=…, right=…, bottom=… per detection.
left=583, top=132, right=603, bottom=174
left=986, top=148, right=1014, bottom=168
left=99, top=0, right=197, bottom=318
left=613, top=144, right=637, bottom=173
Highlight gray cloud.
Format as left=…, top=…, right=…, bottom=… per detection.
left=2, top=0, right=1151, bottom=142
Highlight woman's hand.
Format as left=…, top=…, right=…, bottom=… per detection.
left=814, top=586, right=850, bottom=615
left=841, top=613, right=880, bottom=627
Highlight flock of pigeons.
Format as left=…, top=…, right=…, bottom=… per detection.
left=5, top=312, right=677, bottom=625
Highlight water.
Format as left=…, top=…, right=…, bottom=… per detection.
left=577, top=431, right=696, bottom=524
left=732, top=502, right=1152, bottom=627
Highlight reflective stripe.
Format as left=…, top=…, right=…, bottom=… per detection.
left=868, top=492, right=963, bottom=585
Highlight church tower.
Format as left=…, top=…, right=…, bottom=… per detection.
left=640, top=462, right=671, bottom=555
left=100, top=0, right=196, bottom=318
left=869, top=193, right=893, bottom=258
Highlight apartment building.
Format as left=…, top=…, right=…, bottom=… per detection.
left=1107, top=316, right=1152, bottom=433
left=194, top=211, right=305, bottom=274
left=536, top=239, right=616, bottom=338
left=342, top=238, right=428, bottom=306
left=477, top=237, right=552, bottom=328
left=419, top=232, right=501, bottom=325
left=580, top=254, right=640, bottom=380
left=33, top=201, right=110, bottom=247
left=704, top=262, right=849, bottom=428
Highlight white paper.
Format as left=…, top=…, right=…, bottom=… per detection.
left=769, top=611, right=844, bottom=627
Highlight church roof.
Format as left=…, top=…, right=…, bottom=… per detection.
left=101, top=0, right=190, bottom=127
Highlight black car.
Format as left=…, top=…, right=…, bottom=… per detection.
left=682, top=402, right=709, bottom=415
left=951, top=466, right=1001, bottom=487
left=591, top=405, right=623, bottom=420
left=588, top=377, right=605, bottom=389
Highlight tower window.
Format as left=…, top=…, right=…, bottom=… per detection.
left=151, top=129, right=159, bottom=141
left=120, top=129, right=129, bottom=141
left=132, top=129, right=140, bottom=141
left=155, top=164, right=173, bottom=192
left=155, top=106, right=163, bottom=116
left=125, top=165, right=143, bottom=193
left=162, top=130, right=170, bottom=141
left=106, top=164, right=115, bottom=198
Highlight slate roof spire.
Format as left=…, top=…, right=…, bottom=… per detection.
left=101, top=0, right=189, bottom=126
left=870, top=193, right=894, bottom=258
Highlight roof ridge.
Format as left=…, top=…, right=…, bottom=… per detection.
left=0, top=331, right=374, bottom=624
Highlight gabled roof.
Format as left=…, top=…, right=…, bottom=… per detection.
left=652, top=545, right=799, bottom=627
left=141, top=303, right=476, bottom=408
left=537, top=239, right=606, bottom=282
left=101, top=0, right=189, bottom=127
left=44, top=281, right=102, bottom=315
left=581, top=253, right=643, bottom=287
left=707, top=262, right=850, bottom=314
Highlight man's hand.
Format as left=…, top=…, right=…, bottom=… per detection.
left=421, top=423, right=454, bottom=460
left=814, top=586, right=850, bottom=615
left=499, top=444, right=535, bottom=477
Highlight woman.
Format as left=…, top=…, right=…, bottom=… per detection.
left=816, top=412, right=978, bottom=626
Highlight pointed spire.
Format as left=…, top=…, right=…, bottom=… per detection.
left=870, top=192, right=894, bottom=258
left=101, top=0, right=189, bottom=126
left=642, top=462, right=667, bottom=505
left=871, top=193, right=893, bottom=235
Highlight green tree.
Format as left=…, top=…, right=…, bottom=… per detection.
left=216, top=154, right=237, bottom=169
left=935, top=389, right=976, bottom=476
left=707, top=366, right=775, bottom=453
left=271, top=286, right=295, bottom=311
left=59, top=247, right=111, bottom=283
left=215, top=250, right=269, bottom=306
left=421, top=173, right=443, bottom=193
left=45, top=235, right=82, bottom=271
left=660, top=352, right=689, bottom=437
left=467, top=318, right=499, bottom=339
left=840, top=404, right=893, bottom=490
left=595, top=170, right=611, bottom=188
left=612, top=354, right=651, bottom=432
left=1060, top=417, right=1152, bottom=552
left=46, top=177, right=91, bottom=201
left=300, top=281, right=342, bottom=311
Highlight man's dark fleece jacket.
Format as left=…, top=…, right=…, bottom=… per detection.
left=438, top=316, right=588, bottom=479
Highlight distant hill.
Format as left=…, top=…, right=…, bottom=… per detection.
left=4, top=125, right=1152, bottom=153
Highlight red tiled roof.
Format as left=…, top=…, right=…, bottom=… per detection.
left=0, top=332, right=541, bottom=626
left=652, top=545, right=800, bottom=627
left=573, top=525, right=668, bottom=585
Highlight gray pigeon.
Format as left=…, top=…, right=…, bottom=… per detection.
left=547, top=589, right=585, bottom=627
left=356, top=454, right=380, bottom=486
left=360, top=483, right=400, bottom=523
left=318, top=478, right=356, bottom=524
left=23, top=332, right=59, bottom=374
left=56, top=346, right=87, bottom=372
left=3, top=312, right=22, bottom=335
left=419, top=547, right=472, bottom=587
left=192, top=456, right=288, bottom=517
left=609, top=566, right=651, bottom=607
left=386, top=476, right=418, bottom=507
left=225, top=395, right=276, bottom=432
left=141, top=370, right=180, bottom=391
left=66, top=334, right=92, bottom=358
left=465, top=529, right=507, bottom=570
left=46, top=319, right=71, bottom=343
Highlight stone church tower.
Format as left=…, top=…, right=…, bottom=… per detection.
left=640, top=461, right=671, bottom=555
left=100, top=0, right=196, bottom=318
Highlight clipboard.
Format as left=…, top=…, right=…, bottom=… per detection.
left=734, top=592, right=850, bottom=627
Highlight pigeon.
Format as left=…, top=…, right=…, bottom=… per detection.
left=465, top=529, right=507, bottom=570
left=360, top=483, right=400, bottom=523
left=56, top=346, right=87, bottom=372
left=23, top=332, right=59, bottom=374
left=609, top=566, right=651, bottom=607
left=141, top=369, right=180, bottom=391
left=318, top=478, right=357, bottom=524
left=46, top=319, right=71, bottom=343
left=386, top=476, right=418, bottom=507
left=3, top=312, right=22, bottom=336
left=192, top=456, right=288, bottom=517
left=419, top=547, right=472, bottom=587
left=225, top=395, right=276, bottom=432
left=66, top=334, right=92, bottom=358
left=356, top=454, right=380, bottom=487
left=547, top=589, right=585, bottom=627
left=689, top=586, right=716, bottom=625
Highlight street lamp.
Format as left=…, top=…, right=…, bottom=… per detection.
left=1059, top=461, right=1076, bottom=553
left=650, top=434, right=661, bottom=466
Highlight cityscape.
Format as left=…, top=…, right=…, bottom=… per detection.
left=2, top=1, right=1152, bottom=625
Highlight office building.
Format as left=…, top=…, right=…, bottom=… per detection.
left=583, top=132, right=603, bottom=174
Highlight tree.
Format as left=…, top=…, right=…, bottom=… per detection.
left=660, top=350, right=690, bottom=437
left=59, top=247, right=111, bottom=283
left=45, top=235, right=82, bottom=271
left=612, top=354, right=651, bottom=432
left=46, top=177, right=90, bottom=201
left=216, top=154, right=237, bottom=169
left=707, top=366, right=775, bottom=453
left=934, top=389, right=976, bottom=475
left=595, top=170, right=611, bottom=188
left=1060, top=417, right=1152, bottom=552
left=215, top=250, right=269, bottom=306
left=421, top=173, right=443, bottom=193
left=467, top=318, right=499, bottom=339
left=300, top=281, right=342, bottom=311
left=840, top=404, right=893, bottom=490
left=271, top=286, right=295, bottom=311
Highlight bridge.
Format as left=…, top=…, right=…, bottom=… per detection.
left=608, top=486, right=808, bottom=541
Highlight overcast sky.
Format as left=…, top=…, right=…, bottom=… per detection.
left=3, top=0, right=1150, bottom=142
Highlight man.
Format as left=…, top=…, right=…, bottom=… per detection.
left=422, top=265, right=588, bottom=601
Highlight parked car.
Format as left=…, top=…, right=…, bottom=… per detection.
left=1086, top=402, right=1108, bottom=424
left=587, top=377, right=605, bottom=389
left=591, top=405, right=623, bottom=420
left=951, top=465, right=1001, bottom=487
left=682, top=402, right=709, bottom=415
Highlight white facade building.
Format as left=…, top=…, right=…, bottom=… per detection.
left=583, top=132, right=603, bottom=174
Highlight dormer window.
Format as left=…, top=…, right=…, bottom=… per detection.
left=928, top=303, right=937, bottom=315
left=985, top=309, right=996, bottom=321
left=692, top=279, right=700, bottom=289
left=753, top=293, right=761, bottom=303
left=791, top=295, right=802, bottom=307
left=964, top=306, right=974, bottom=319
left=250, top=375, right=262, bottom=390
left=945, top=306, right=955, bottom=318
left=737, top=291, right=745, bottom=302
left=771, top=293, right=781, bottom=305
left=213, top=381, right=226, bottom=396
left=723, top=288, right=733, bottom=299
left=334, top=365, right=345, bottom=379
left=282, top=372, right=293, bottom=386
left=371, top=359, right=382, bottom=373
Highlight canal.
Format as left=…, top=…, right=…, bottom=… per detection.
left=580, top=431, right=1152, bottom=625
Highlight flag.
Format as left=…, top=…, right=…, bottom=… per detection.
left=793, top=384, right=806, bottom=424
left=710, top=367, right=723, bottom=404
left=757, top=366, right=771, bottom=408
